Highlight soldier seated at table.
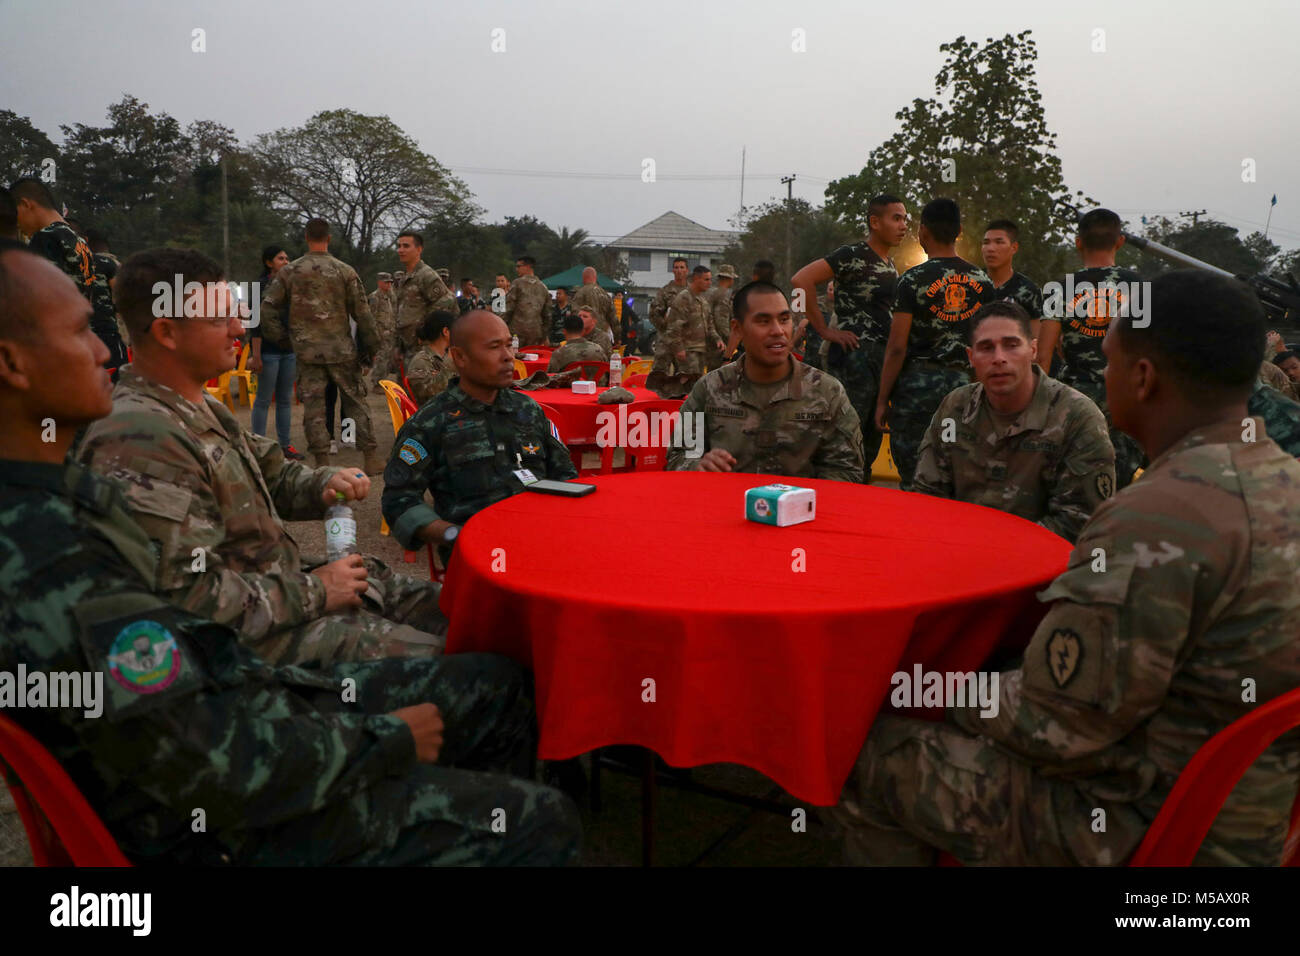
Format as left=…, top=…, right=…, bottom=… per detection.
left=912, top=300, right=1116, bottom=543
left=665, top=280, right=865, bottom=483
left=547, top=310, right=608, bottom=378
left=827, top=270, right=1300, bottom=866
left=382, top=309, right=576, bottom=564
left=77, top=248, right=448, bottom=668
left=406, top=310, right=455, bottom=406
left=0, top=240, right=580, bottom=866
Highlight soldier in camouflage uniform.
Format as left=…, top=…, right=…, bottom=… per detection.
left=457, top=277, right=486, bottom=315
left=913, top=302, right=1116, bottom=543
left=702, top=263, right=738, bottom=369
left=569, top=267, right=618, bottom=350
left=549, top=286, right=573, bottom=344
left=367, top=271, right=396, bottom=387
left=393, top=233, right=457, bottom=366
left=1248, top=376, right=1300, bottom=458
left=981, top=219, right=1044, bottom=339
left=649, top=258, right=690, bottom=376
left=79, top=247, right=445, bottom=667
left=663, top=266, right=723, bottom=377
left=406, top=310, right=456, bottom=406
left=828, top=270, right=1300, bottom=866
left=793, top=194, right=908, bottom=480
left=667, top=282, right=864, bottom=481
left=259, top=220, right=381, bottom=471
left=1259, top=356, right=1297, bottom=400
left=10, top=177, right=128, bottom=371
left=1037, top=209, right=1146, bottom=489
left=1271, top=350, right=1300, bottom=401
left=877, top=199, right=995, bottom=489
left=383, top=311, right=577, bottom=564
left=0, top=243, right=580, bottom=866
left=548, top=311, right=609, bottom=375
left=503, top=255, right=554, bottom=348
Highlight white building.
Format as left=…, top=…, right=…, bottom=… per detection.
left=606, top=211, right=739, bottom=303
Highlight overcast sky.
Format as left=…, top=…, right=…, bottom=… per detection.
left=3, top=0, right=1298, bottom=252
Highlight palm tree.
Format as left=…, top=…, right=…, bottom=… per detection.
left=529, top=225, right=598, bottom=276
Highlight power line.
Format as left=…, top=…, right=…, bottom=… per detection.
left=446, top=164, right=829, bottom=185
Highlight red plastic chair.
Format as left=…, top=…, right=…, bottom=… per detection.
left=621, top=373, right=648, bottom=389
left=0, top=712, right=131, bottom=866
left=562, top=360, right=609, bottom=386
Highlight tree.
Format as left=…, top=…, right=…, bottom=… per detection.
left=825, top=31, right=1086, bottom=282
left=496, top=215, right=557, bottom=259
left=0, top=110, right=59, bottom=186
left=528, top=225, right=598, bottom=276
left=1122, top=216, right=1271, bottom=277
left=722, top=198, right=857, bottom=287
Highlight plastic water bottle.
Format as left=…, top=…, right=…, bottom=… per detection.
left=609, top=353, right=622, bottom=387
left=325, top=492, right=357, bottom=562
left=511, top=334, right=519, bottom=352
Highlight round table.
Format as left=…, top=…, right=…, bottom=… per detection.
left=440, top=471, right=1072, bottom=805
left=515, top=348, right=554, bottom=378
left=522, top=386, right=680, bottom=446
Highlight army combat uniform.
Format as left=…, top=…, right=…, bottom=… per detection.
left=822, top=242, right=899, bottom=478
left=569, top=282, right=618, bottom=346
left=260, top=251, right=380, bottom=467
left=666, top=355, right=865, bottom=482
left=382, top=383, right=577, bottom=561
left=406, top=348, right=455, bottom=406
left=367, top=277, right=396, bottom=387
left=0, top=457, right=579, bottom=866
left=648, top=280, right=689, bottom=376
left=663, top=287, right=720, bottom=377
left=547, top=338, right=608, bottom=375
left=1260, top=358, right=1300, bottom=403
left=394, top=261, right=457, bottom=362
left=1042, top=265, right=1146, bottom=488
left=912, top=365, right=1116, bottom=543
left=702, top=282, right=735, bottom=369
left=504, top=275, right=554, bottom=348
left=27, top=220, right=128, bottom=370
left=829, top=418, right=1300, bottom=866
left=78, top=368, right=446, bottom=667
left=886, top=257, right=995, bottom=489
left=1248, top=378, right=1300, bottom=458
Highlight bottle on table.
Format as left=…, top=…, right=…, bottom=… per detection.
left=325, top=492, right=357, bottom=562
left=511, top=334, right=519, bottom=353
left=609, top=353, right=622, bottom=387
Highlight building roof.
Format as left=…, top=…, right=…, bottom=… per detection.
left=608, top=211, right=737, bottom=253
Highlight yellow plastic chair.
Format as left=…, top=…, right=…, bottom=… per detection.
left=513, top=358, right=528, bottom=380
left=228, top=343, right=256, bottom=407
left=206, top=371, right=237, bottom=412
left=623, top=358, right=653, bottom=377
left=376, top=380, right=414, bottom=537
left=871, top=432, right=901, bottom=483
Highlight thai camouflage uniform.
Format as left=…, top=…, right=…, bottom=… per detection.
left=367, top=285, right=397, bottom=387
left=663, top=287, right=718, bottom=377
left=822, top=242, right=898, bottom=479
left=549, top=302, right=572, bottom=345
left=406, top=348, right=455, bottom=406
left=886, top=256, right=994, bottom=489
left=1260, top=358, right=1300, bottom=403
left=1042, top=265, right=1146, bottom=489
left=259, top=251, right=380, bottom=462
left=77, top=368, right=445, bottom=666
left=394, top=261, right=456, bottom=362
left=1248, top=379, right=1300, bottom=458
left=503, top=275, right=553, bottom=348
left=912, top=366, right=1116, bottom=543
left=828, top=419, right=1300, bottom=866
left=666, top=355, right=865, bottom=483
left=649, top=280, right=689, bottom=376
left=990, top=271, right=1044, bottom=324
left=27, top=221, right=128, bottom=370
left=0, top=457, right=579, bottom=866
left=381, top=382, right=577, bottom=563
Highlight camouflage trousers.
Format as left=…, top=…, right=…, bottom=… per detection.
left=888, top=363, right=970, bottom=490
left=802, top=324, right=824, bottom=370
left=650, top=333, right=673, bottom=377
left=237, top=654, right=581, bottom=866
left=827, top=340, right=886, bottom=482
left=248, top=555, right=447, bottom=666
left=674, top=349, right=708, bottom=377
left=510, top=317, right=546, bottom=348
left=822, top=715, right=1148, bottom=866
left=1075, top=383, right=1147, bottom=490
left=298, top=361, right=376, bottom=457
left=369, top=328, right=396, bottom=387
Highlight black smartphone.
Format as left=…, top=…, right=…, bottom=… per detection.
left=525, top=480, right=596, bottom=497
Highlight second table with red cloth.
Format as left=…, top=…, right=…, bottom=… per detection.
left=441, top=471, right=1072, bottom=805
left=522, top=386, right=680, bottom=445
left=515, top=348, right=554, bottom=377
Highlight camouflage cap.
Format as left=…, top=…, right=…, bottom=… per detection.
left=394, top=270, right=406, bottom=279
left=436, top=267, right=451, bottom=280
left=717, top=264, right=738, bottom=279
left=597, top=386, right=636, bottom=404
left=377, top=272, right=393, bottom=281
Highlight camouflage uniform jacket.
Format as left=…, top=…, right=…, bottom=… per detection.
left=991, top=271, right=1044, bottom=320
left=1248, top=379, right=1300, bottom=458
left=503, top=275, right=553, bottom=331
left=667, top=355, right=865, bottom=482
left=649, top=280, right=688, bottom=332
left=406, top=348, right=455, bottom=406
left=891, top=256, right=995, bottom=371
left=663, top=287, right=717, bottom=354
left=77, top=367, right=335, bottom=642
left=0, top=457, right=430, bottom=864
left=28, top=221, right=120, bottom=342
left=1260, top=359, right=1300, bottom=402
left=394, top=260, right=456, bottom=334
left=381, top=383, right=577, bottom=549
left=547, top=338, right=608, bottom=373
left=568, top=283, right=616, bottom=338
left=259, top=251, right=378, bottom=364
left=702, top=284, right=735, bottom=342
left=368, top=287, right=396, bottom=340
left=823, top=241, right=897, bottom=347
left=948, top=418, right=1300, bottom=865
left=1042, top=265, right=1143, bottom=405
left=912, top=366, right=1116, bottom=543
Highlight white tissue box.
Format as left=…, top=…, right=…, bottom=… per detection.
left=522, top=353, right=539, bottom=360
left=745, top=483, right=816, bottom=526
left=571, top=380, right=597, bottom=394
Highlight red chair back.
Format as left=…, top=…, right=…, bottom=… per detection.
left=0, top=712, right=131, bottom=866
left=623, top=399, right=683, bottom=472
left=1129, top=686, right=1300, bottom=866
left=562, top=360, right=610, bottom=386
left=621, top=373, right=648, bottom=389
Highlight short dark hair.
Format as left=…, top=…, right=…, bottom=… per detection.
left=517, top=255, right=536, bottom=267
left=1115, top=270, right=1262, bottom=404
left=969, top=300, right=1033, bottom=344
left=691, top=265, right=711, bottom=278
left=984, top=219, right=1019, bottom=242
left=260, top=244, right=286, bottom=271
left=672, top=257, right=688, bottom=267
left=732, top=280, right=787, bottom=322
left=867, top=194, right=904, bottom=226
left=304, top=218, right=329, bottom=241
left=85, top=228, right=110, bottom=253
left=0, top=239, right=50, bottom=343
left=115, top=247, right=225, bottom=340
left=563, top=313, right=584, bottom=334
left=418, top=309, right=454, bottom=343
left=0, top=187, right=17, bottom=239
left=1276, top=349, right=1300, bottom=366
left=9, top=177, right=56, bottom=211
left=1078, top=208, right=1123, bottom=252
left=398, top=230, right=424, bottom=247
left=920, top=198, right=961, bottom=244
left=460, top=276, right=473, bottom=285
left=752, top=259, right=776, bottom=283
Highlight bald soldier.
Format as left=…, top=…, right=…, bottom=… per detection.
left=503, top=255, right=553, bottom=347
left=649, top=257, right=690, bottom=376
left=667, top=281, right=864, bottom=483
left=913, top=301, right=1116, bottom=543
left=829, top=270, right=1300, bottom=866
left=568, top=266, right=617, bottom=350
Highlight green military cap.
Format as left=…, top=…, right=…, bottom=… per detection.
left=717, top=264, right=738, bottom=279
left=436, top=267, right=451, bottom=280
left=393, top=270, right=406, bottom=279
left=597, top=386, right=636, bottom=404
left=377, top=272, right=393, bottom=281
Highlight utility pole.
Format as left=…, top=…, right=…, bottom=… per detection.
left=1178, top=209, right=1207, bottom=227
left=738, top=147, right=746, bottom=222
left=781, top=174, right=796, bottom=275
left=220, top=153, right=230, bottom=279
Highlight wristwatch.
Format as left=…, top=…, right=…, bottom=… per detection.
left=442, top=525, right=460, bottom=544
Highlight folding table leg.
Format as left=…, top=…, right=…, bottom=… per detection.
left=641, top=748, right=656, bottom=867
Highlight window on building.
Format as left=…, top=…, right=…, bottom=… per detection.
left=628, top=251, right=651, bottom=271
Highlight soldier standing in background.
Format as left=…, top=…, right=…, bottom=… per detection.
left=260, top=218, right=382, bottom=471
left=368, top=271, right=396, bottom=387
left=393, top=232, right=456, bottom=370
left=550, top=286, right=572, bottom=344
left=981, top=219, right=1044, bottom=340
left=649, top=257, right=690, bottom=376
left=503, top=255, right=552, bottom=347
left=569, top=266, right=617, bottom=350
left=458, top=276, right=485, bottom=314
left=664, top=265, right=722, bottom=377
left=702, top=263, right=738, bottom=368
left=491, top=273, right=510, bottom=314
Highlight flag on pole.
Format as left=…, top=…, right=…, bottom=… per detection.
left=1271, top=194, right=1278, bottom=206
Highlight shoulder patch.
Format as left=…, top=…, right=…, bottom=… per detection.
left=1095, top=473, right=1114, bottom=499
left=1045, top=628, right=1083, bottom=688
left=398, top=438, right=428, bottom=465
left=108, top=618, right=183, bottom=694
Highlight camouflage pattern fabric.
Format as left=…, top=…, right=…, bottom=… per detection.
left=547, top=338, right=608, bottom=375
left=298, top=361, right=378, bottom=458
left=888, top=364, right=971, bottom=490
left=912, top=366, right=1117, bottom=542
left=367, top=286, right=396, bottom=385
left=1248, top=379, right=1300, bottom=458
left=381, top=382, right=577, bottom=558
left=569, top=283, right=617, bottom=341
left=990, top=271, right=1044, bottom=320
left=1043, top=265, right=1143, bottom=404
left=77, top=368, right=444, bottom=666
left=648, top=280, right=688, bottom=376
left=827, top=344, right=887, bottom=481
left=504, top=275, right=553, bottom=347
left=406, top=348, right=455, bottom=406
left=27, top=221, right=127, bottom=367
left=829, top=418, right=1300, bottom=865
left=824, top=241, right=897, bottom=350
left=702, top=284, right=735, bottom=368
left=664, top=287, right=717, bottom=377
left=259, top=251, right=378, bottom=364
left=0, top=458, right=578, bottom=865
left=1260, top=359, right=1300, bottom=402
left=548, top=303, right=571, bottom=344
left=666, top=355, right=864, bottom=482
left=393, top=261, right=456, bottom=358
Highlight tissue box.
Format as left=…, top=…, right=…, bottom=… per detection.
left=571, top=380, right=597, bottom=394
left=522, top=353, right=540, bottom=361
left=745, top=483, right=816, bottom=526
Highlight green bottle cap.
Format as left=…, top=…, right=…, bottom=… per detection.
left=336, top=492, right=346, bottom=503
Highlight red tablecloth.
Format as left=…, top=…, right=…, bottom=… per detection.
left=522, top=386, right=680, bottom=446
left=441, top=471, right=1072, bottom=805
